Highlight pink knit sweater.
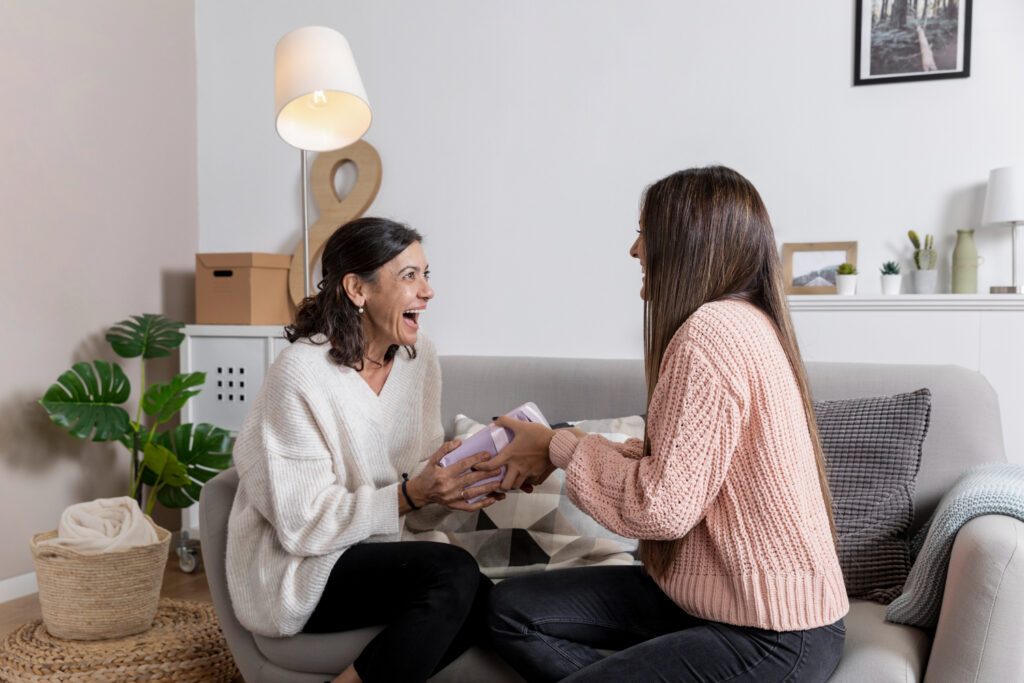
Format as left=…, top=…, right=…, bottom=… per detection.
left=549, top=299, right=849, bottom=631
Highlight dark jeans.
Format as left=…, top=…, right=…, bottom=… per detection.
left=488, top=565, right=844, bottom=682
left=303, top=541, right=492, bottom=683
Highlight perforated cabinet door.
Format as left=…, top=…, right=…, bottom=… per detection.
left=187, top=336, right=268, bottom=433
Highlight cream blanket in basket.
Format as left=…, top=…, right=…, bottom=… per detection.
left=37, top=496, right=158, bottom=554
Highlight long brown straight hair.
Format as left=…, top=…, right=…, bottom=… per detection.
left=638, top=166, right=836, bottom=578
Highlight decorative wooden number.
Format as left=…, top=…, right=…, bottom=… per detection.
left=288, top=140, right=383, bottom=306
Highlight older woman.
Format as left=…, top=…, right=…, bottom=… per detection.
left=226, top=217, right=502, bottom=683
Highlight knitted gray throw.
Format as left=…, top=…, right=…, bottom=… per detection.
left=886, top=463, right=1024, bottom=628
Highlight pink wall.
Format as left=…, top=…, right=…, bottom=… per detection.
left=0, top=1, right=198, bottom=582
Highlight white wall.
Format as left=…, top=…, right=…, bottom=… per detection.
left=0, top=1, right=198, bottom=584
left=197, top=1, right=1024, bottom=359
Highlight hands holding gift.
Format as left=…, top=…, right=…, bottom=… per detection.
left=405, top=440, right=507, bottom=511
left=475, top=417, right=586, bottom=492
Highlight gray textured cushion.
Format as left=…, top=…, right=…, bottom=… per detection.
left=815, top=389, right=931, bottom=603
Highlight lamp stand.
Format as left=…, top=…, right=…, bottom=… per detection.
left=991, top=221, right=1024, bottom=294
left=301, top=149, right=310, bottom=299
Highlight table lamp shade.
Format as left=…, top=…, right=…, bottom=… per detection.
left=982, top=166, right=1024, bottom=226
left=274, top=26, right=371, bottom=152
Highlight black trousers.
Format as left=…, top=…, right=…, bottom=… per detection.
left=302, top=541, right=492, bottom=683
left=489, top=565, right=844, bottom=683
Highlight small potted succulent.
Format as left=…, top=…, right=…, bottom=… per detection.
left=836, top=262, right=858, bottom=295
left=880, top=261, right=902, bottom=295
left=908, top=230, right=938, bottom=294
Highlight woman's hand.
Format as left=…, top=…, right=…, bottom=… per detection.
left=475, top=416, right=555, bottom=491
left=519, top=462, right=558, bottom=494
left=407, top=440, right=506, bottom=511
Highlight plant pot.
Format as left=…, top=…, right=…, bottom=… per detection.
left=836, top=274, right=857, bottom=296
left=912, top=269, right=938, bottom=294
left=30, top=517, right=171, bottom=640
left=881, top=274, right=902, bottom=295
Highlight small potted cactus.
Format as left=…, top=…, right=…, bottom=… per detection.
left=836, top=262, right=858, bottom=295
left=880, top=260, right=902, bottom=295
left=908, top=230, right=938, bottom=294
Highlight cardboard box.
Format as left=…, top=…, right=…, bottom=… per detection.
left=195, top=253, right=293, bottom=325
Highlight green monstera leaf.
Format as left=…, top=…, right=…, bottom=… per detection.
left=143, top=372, right=205, bottom=425
left=106, top=314, right=184, bottom=360
left=39, top=361, right=132, bottom=441
left=141, top=441, right=191, bottom=514
left=142, top=441, right=190, bottom=486
left=141, top=423, right=232, bottom=509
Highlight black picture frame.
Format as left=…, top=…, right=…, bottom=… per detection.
left=854, top=0, right=972, bottom=86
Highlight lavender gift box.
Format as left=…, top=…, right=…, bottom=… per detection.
left=440, top=402, right=550, bottom=503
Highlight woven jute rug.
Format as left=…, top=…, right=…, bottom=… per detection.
left=0, top=598, right=240, bottom=682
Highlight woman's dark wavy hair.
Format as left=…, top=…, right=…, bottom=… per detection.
left=285, top=217, right=423, bottom=370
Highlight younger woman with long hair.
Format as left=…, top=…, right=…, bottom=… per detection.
left=482, top=166, right=849, bottom=681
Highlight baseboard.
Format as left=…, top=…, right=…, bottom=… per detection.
left=0, top=571, right=38, bottom=603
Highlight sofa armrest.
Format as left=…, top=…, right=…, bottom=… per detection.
left=924, top=515, right=1024, bottom=683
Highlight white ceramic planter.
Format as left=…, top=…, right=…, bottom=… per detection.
left=913, top=269, right=938, bottom=294
left=881, top=274, right=902, bottom=295
left=836, top=274, right=857, bottom=296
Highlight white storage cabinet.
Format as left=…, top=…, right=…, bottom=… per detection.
left=179, top=325, right=288, bottom=538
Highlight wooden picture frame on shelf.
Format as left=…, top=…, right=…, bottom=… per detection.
left=782, top=242, right=858, bottom=295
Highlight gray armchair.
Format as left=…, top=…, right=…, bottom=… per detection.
left=200, top=359, right=1024, bottom=682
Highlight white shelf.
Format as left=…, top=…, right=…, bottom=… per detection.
left=184, top=324, right=286, bottom=336
left=788, top=294, right=1024, bottom=312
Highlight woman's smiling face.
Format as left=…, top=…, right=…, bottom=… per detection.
left=362, top=241, right=434, bottom=350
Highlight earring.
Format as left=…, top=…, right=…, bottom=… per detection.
left=358, top=306, right=364, bottom=314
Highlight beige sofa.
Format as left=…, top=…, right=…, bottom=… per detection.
left=200, top=358, right=1024, bottom=682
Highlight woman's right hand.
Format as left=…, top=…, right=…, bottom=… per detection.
left=408, top=440, right=505, bottom=511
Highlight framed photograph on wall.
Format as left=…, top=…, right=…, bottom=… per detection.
left=854, top=0, right=972, bottom=86
left=781, top=242, right=858, bottom=294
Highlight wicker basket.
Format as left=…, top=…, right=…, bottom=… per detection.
left=29, top=517, right=171, bottom=640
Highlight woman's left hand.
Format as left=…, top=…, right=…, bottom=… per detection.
left=409, top=441, right=507, bottom=511
left=475, top=416, right=555, bottom=491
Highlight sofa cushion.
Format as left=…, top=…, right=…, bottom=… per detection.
left=826, top=600, right=930, bottom=683
left=815, top=389, right=931, bottom=603
left=435, top=415, right=639, bottom=578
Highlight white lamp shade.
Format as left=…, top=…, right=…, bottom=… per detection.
left=982, top=166, right=1024, bottom=225
left=274, top=26, right=371, bottom=152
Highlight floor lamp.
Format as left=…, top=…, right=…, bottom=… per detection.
left=274, top=26, right=372, bottom=298
left=982, top=166, right=1024, bottom=294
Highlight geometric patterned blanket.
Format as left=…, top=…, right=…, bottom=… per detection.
left=427, top=415, right=641, bottom=579
left=885, top=463, right=1024, bottom=628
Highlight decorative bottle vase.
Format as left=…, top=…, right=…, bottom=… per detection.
left=952, top=229, right=978, bottom=294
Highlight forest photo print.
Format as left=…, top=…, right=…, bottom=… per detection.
left=855, top=0, right=971, bottom=85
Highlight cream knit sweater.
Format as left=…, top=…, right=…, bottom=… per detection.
left=549, top=300, right=849, bottom=631
left=226, top=334, right=444, bottom=637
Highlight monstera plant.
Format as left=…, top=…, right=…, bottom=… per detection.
left=39, top=314, right=232, bottom=514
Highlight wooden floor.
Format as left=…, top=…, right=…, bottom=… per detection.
left=0, top=551, right=215, bottom=642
